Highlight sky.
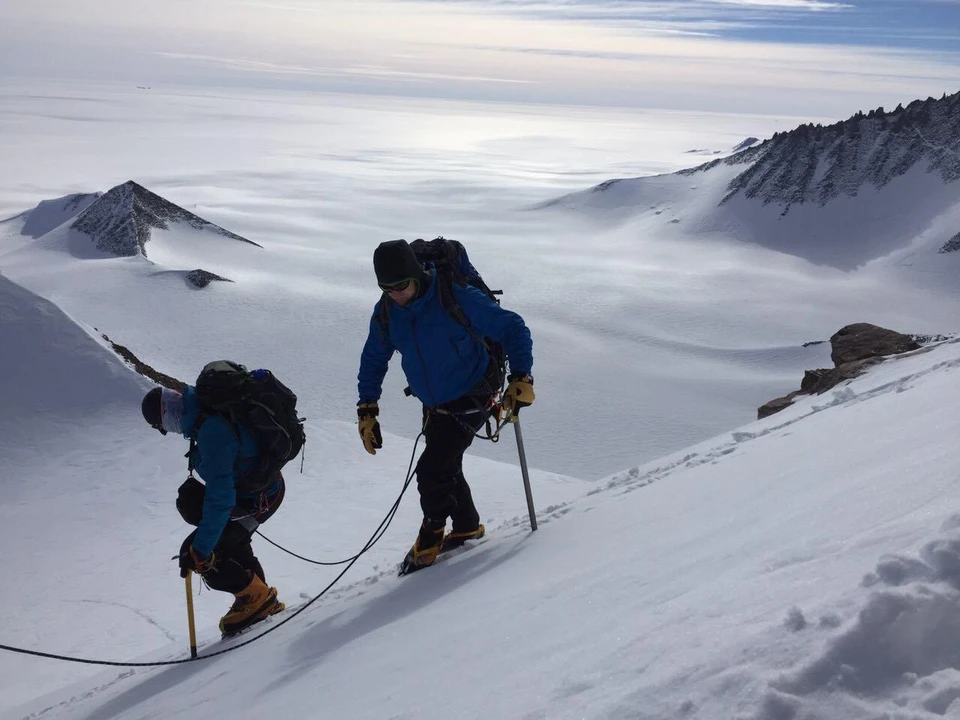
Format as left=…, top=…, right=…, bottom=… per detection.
left=1, top=0, right=958, bottom=115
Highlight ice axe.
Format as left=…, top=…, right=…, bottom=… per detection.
left=509, top=415, right=537, bottom=531
left=184, top=572, right=198, bottom=659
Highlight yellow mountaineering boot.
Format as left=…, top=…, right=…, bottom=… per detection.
left=219, top=574, right=285, bottom=637
left=440, top=523, right=485, bottom=553
left=398, top=518, right=446, bottom=576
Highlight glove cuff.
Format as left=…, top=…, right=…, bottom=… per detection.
left=357, top=401, right=379, bottom=419
left=508, top=372, right=533, bottom=385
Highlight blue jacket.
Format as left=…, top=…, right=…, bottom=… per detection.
left=358, top=271, right=533, bottom=407
left=180, top=386, right=279, bottom=557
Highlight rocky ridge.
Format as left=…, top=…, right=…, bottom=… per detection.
left=939, top=231, right=960, bottom=254
left=684, top=90, right=960, bottom=212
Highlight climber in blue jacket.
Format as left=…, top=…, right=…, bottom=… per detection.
left=357, top=239, right=536, bottom=574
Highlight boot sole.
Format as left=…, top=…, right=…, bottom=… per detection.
left=398, top=547, right=440, bottom=576
left=399, top=528, right=488, bottom=576
left=439, top=525, right=486, bottom=553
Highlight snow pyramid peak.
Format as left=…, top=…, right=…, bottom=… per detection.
left=70, top=180, right=260, bottom=258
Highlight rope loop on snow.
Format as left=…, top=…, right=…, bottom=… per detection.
left=0, top=433, right=424, bottom=667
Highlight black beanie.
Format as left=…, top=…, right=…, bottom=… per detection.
left=141, top=387, right=164, bottom=431
left=373, top=240, right=426, bottom=287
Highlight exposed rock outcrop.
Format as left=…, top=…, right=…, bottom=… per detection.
left=99, top=332, right=186, bottom=391
left=71, top=181, right=260, bottom=257
left=758, top=323, right=927, bottom=419
left=186, top=269, right=232, bottom=288
left=829, top=323, right=920, bottom=366
left=939, top=232, right=960, bottom=254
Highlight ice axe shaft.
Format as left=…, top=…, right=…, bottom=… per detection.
left=512, top=417, right=537, bottom=531
left=185, top=572, right=198, bottom=659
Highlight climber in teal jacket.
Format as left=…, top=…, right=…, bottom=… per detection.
left=141, top=384, right=286, bottom=635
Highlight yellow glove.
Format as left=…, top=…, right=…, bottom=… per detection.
left=357, top=402, right=382, bottom=455
left=502, top=373, right=535, bottom=418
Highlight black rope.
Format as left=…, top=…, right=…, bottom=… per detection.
left=0, top=433, right=423, bottom=667
left=256, top=431, right=423, bottom=565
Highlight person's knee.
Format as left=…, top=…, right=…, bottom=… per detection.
left=216, top=521, right=253, bottom=553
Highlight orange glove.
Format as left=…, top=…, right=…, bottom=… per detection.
left=503, top=373, right=535, bottom=418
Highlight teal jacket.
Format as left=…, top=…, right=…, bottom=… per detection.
left=180, top=387, right=278, bottom=557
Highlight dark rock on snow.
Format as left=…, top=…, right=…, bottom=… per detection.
left=186, top=269, right=232, bottom=288
left=99, top=332, right=186, bottom=392
left=829, top=323, right=920, bottom=366
left=939, top=232, right=960, bottom=254
left=758, top=323, right=928, bottom=419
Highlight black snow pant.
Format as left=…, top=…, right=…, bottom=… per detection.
left=415, top=365, right=498, bottom=531
left=176, top=475, right=285, bottom=595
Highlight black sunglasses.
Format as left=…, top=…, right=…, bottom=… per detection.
left=379, top=278, right=413, bottom=293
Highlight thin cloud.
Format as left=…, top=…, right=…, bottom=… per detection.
left=157, top=52, right=535, bottom=85
left=700, top=0, right=850, bottom=8
left=3, top=0, right=957, bottom=117
left=408, top=0, right=854, bottom=18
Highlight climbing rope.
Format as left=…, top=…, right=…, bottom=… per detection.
left=0, top=433, right=423, bottom=667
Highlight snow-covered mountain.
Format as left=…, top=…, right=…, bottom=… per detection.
left=702, top=91, right=960, bottom=208
left=0, top=182, right=262, bottom=288
left=71, top=180, right=259, bottom=258
left=544, top=90, right=960, bottom=273
left=0, top=181, right=258, bottom=287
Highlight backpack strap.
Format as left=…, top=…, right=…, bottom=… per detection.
left=374, top=295, right=391, bottom=344
left=436, top=272, right=479, bottom=341
left=185, top=439, right=197, bottom=475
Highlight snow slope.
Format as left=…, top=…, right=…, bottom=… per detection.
left=6, top=324, right=960, bottom=720
left=0, top=271, right=584, bottom=713
left=544, top=160, right=960, bottom=275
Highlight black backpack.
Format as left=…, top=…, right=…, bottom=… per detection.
left=189, top=360, right=306, bottom=493
left=376, top=237, right=507, bottom=392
